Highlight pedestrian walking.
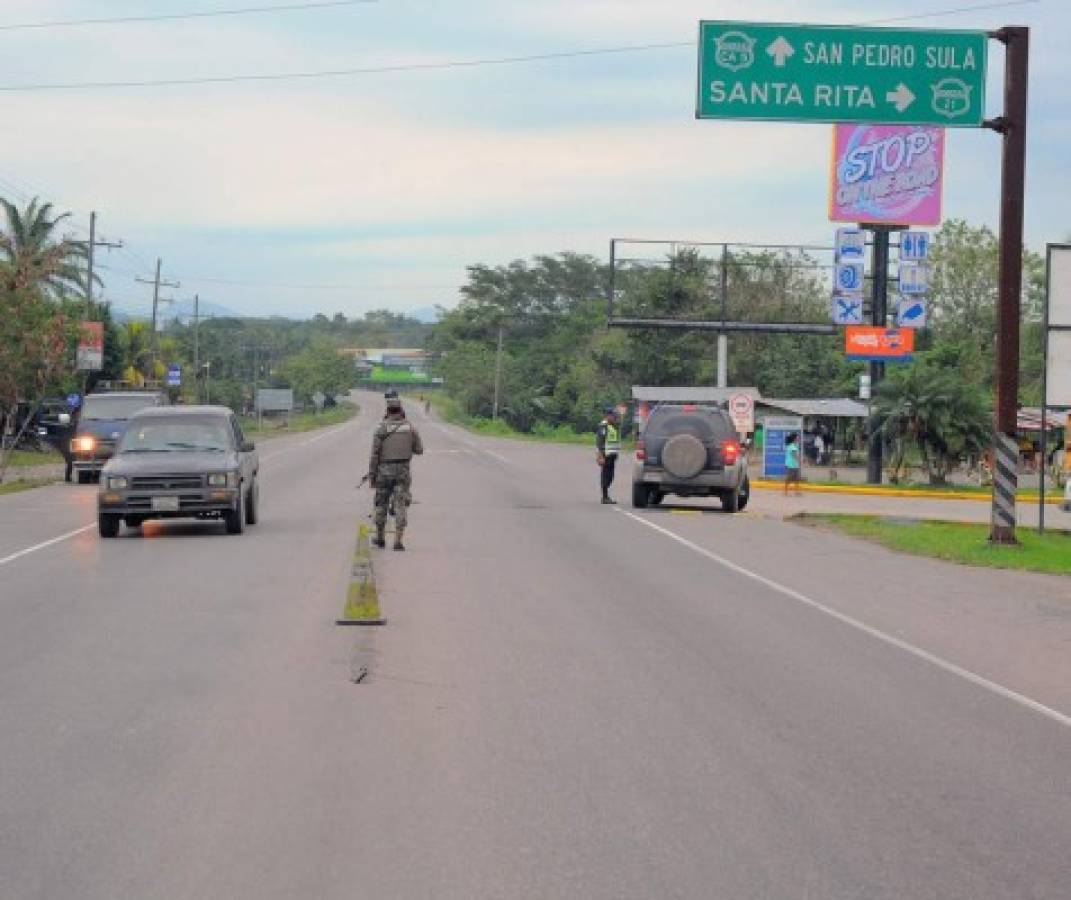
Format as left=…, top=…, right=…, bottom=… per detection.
left=784, top=432, right=802, bottom=496
left=368, top=393, right=424, bottom=550
left=814, top=431, right=826, bottom=466
left=595, top=405, right=621, bottom=504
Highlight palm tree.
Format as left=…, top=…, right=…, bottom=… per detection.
left=0, top=196, right=88, bottom=298
left=873, top=363, right=991, bottom=485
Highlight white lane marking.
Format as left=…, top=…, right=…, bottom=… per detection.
left=617, top=508, right=1071, bottom=730
left=261, top=422, right=354, bottom=461
left=0, top=524, right=95, bottom=568
left=429, top=422, right=509, bottom=464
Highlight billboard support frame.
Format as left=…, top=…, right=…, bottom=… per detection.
left=1038, top=242, right=1071, bottom=533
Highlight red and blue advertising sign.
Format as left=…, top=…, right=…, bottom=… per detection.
left=845, top=326, right=915, bottom=362
left=829, top=124, right=944, bottom=226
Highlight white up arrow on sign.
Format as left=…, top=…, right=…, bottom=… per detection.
left=766, top=36, right=795, bottom=67
left=885, top=83, right=916, bottom=112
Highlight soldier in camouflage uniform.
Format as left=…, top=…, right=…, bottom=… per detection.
left=368, top=394, right=424, bottom=550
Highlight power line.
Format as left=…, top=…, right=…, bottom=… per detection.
left=0, top=0, right=1042, bottom=92
left=0, top=0, right=378, bottom=33
left=0, top=42, right=692, bottom=92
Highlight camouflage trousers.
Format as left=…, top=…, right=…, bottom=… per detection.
left=373, top=462, right=412, bottom=529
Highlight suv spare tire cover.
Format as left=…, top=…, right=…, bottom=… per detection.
left=662, top=433, right=707, bottom=479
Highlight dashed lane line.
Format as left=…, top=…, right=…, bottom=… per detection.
left=617, top=508, right=1071, bottom=731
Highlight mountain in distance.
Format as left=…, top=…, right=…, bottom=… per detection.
left=111, top=297, right=239, bottom=322
left=408, top=306, right=442, bottom=324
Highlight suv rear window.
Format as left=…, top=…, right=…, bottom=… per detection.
left=646, top=410, right=734, bottom=442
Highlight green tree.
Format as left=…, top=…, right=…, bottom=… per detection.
left=279, top=338, right=354, bottom=405
left=873, top=355, right=991, bottom=485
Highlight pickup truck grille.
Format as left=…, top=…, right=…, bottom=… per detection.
left=129, top=474, right=204, bottom=491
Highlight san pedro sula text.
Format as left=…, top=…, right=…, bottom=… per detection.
left=801, top=42, right=979, bottom=70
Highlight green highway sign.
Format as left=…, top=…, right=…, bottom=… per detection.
left=697, top=21, right=988, bottom=126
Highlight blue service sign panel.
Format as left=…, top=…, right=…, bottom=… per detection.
left=900, top=230, right=931, bottom=260
left=835, top=261, right=865, bottom=294
left=762, top=416, right=804, bottom=478
left=832, top=295, right=864, bottom=325
left=67, top=393, right=82, bottom=408
left=897, top=297, right=927, bottom=327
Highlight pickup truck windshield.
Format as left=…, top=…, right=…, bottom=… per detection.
left=81, top=396, right=159, bottom=420
left=120, top=418, right=232, bottom=453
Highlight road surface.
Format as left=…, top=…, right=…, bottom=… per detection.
left=1, top=393, right=1068, bottom=900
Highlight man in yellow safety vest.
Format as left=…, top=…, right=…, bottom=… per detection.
left=595, top=406, right=621, bottom=505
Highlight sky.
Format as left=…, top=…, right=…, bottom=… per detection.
left=0, top=0, right=1067, bottom=320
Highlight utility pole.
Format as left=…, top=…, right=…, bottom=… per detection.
left=135, top=258, right=179, bottom=380
left=985, top=26, right=1030, bottom=544
left=717, top=244, right=729, bottom=389
left=193, top=294, right=200, bottom=402
left=492, top=322, right=504, bottom=421
left=84, top=211, right=122, bottom=319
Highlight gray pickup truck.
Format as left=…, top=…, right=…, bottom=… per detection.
left=97, top=406, right=259, bottom=538
left=632, top=404, right=750, bottom=511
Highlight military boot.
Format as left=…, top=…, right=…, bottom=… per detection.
left=393, top=527, right=405, bottom=551
left=372, top=525, right=386, bottom=548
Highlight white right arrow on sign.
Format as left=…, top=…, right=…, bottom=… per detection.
left=886, top=83, right=916, bottom=112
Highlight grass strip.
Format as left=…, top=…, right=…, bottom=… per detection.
left=240, top=402, right=357, bottom=438
left=427, top=393, right=626, bottom=447
left=796, top=513, right=1071, bottom=576
left=2, top=449, right=63, bottom=468
left=0, top=477, right=57, bottom=496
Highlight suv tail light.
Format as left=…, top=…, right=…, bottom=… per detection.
left=720, top=438, right=741, bottom=465
left=636, top=438, right=645, bottom=461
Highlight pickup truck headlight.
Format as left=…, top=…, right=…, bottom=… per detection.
left=107, top=476, right=128, bottom=490
left=73, top=435, right=96, bottom=453
left=207, top=472, right=237, bottom=487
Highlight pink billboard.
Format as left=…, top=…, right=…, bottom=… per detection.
left=829, top=124, right=944, bottom=226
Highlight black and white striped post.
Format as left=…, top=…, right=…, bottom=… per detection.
left=985, top=26, right=1030, bottom=544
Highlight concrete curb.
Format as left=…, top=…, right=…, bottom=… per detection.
left=752, top=478, right=1064, bottom=504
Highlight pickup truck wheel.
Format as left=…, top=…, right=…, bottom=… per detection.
left=244, top=478, right=259, bottom=525
left=98, top=514, right=120, bottom=538
left=632, top=482, right=649, bottom=508
left=124, top=516, right=145, bottom=529
left=225, top=487, right=245, bottom=535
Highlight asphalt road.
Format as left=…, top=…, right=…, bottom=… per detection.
left=1, top=393, right=1068, bottom=900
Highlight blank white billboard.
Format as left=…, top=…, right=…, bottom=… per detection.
left=1047, top=245, right=1071, bottom=407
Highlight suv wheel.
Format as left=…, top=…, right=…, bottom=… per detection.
left=737, top=477, right=750, bottom=512
left=722, top=486, right=740, bottom=513
left=98, top=513, right=120, bottom=538
left=225, top=486, right=246, bottom=535
left=77, top=471, right=92, bottom=484
left=632, top=482, right=649, bottom=508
